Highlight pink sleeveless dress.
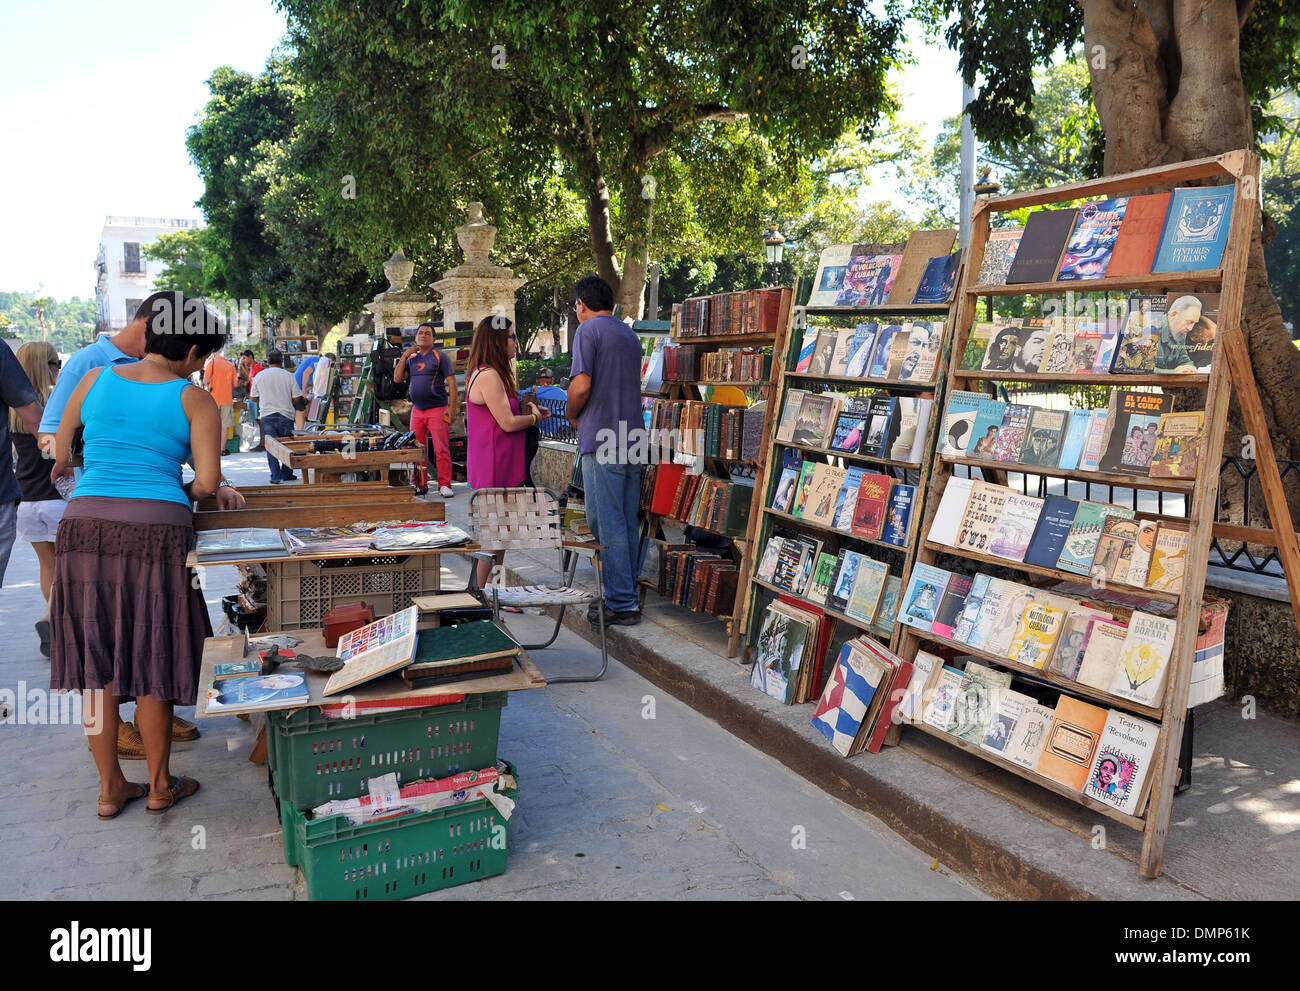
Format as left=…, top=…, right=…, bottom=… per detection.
left=466, top=366, right=526, bottom=489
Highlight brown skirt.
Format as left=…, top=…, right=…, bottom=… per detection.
left=49, top=496, right=212, bottom=705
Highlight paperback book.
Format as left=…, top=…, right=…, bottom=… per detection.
left=1083, top=710, right=1160, bottom=814
left=1057, top=197, right=1128, bottom=280
left=948, top=661, right=1013, bottom=745
left=899, top=564, right=950, bottom=631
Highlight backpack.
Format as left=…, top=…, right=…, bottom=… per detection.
left=370, top=345, right=409, bottom=402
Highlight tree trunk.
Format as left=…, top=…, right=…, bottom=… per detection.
left=1085, top=0, right=1300, bottom=542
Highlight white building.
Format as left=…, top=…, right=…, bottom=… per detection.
left=93, top=216, right=203, bottom=332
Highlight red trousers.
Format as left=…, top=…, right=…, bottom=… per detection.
left=410, top=405, right=451, bottom=489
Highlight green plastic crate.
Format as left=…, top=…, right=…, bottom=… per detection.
left=266, top=692, right=507, bottom=811
left=282, top=762, right=519, bottom=901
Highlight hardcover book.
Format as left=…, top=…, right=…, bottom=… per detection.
left=949, top=661, right=1013, bottom=745
left=1106, top=191, right=1172, bottom=277
left=1057, top=501, right=1135, bottom=576
left=851, top=473, right=893, bottom=540
left=1084, top=710, right=1161, bottom=815
left=1145, top=522, right=1189, bottom=595
left=1111, top=612, right=1176, bottom=707
left=837, top=252, right=905, bottom=307
left=956, top=479, right=1009, bottom=555
left=980, top=689, right=1039, bottom=759
left=1019, top=407, right=1069, bottom=467
left=1005, top=600, right=1067, bottom=669
left=1006, top=208, right=1079, bottom=284
left=1074, top=618, right=1129, bottom=691
left=1005, top=700, right=1057, bottom=771
left=1092, top=515, right=1142, bottom=584
left=931, top=574, right=973, bottom=640
left=1098, top=390, right=1173, bottom=475
left=1057, top=409, right=1092, bottom=470
left=1148, top=411, right=1205, bottom=478
left=991, top=404, right=1031, bottom=462
left=1022, top=494, right=1080, bottom=570
left=976, top=227, right=1024, bottom=286
left=1036, top=695, right=1109, bottom=791
left=910, top=251, right=962, bottom=304
left=1152, top=185, right=1234, bottom=273
left=940, top=391, right=985, bottom=456
left=988, top=493, right=1045, bottom=561
left=968, top=397, right=1008, bottom=459
left=889, top=228, right=958, bottom=304
left=899, top=563, right=951, bottom=631
left=809, top=245, right=854, bottom=307
left=1057, top=197, right=1128, bottom=280
left=928, top=476, right=974, bottom=546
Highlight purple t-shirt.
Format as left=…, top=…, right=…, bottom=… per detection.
left=569, top=314, right=646, bottom=457
left=407, top=348, right=452, bottom=409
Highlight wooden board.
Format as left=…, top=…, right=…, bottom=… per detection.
left=194, top=501, right=444, bottom=532
left=412, top=592, right=486, bottom=612
left=194, top=627, right=546, bottom=719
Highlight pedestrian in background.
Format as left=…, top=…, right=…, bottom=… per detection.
left=393, top=322, right=458, bottom=498
left=203, top=349, right=239, bottom=455
left=249, top=351, right=303, bottom=484
left=1, top=341, right=43, bottom=591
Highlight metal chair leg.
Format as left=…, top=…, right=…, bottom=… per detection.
left=547, top=553, right=609, bottom=684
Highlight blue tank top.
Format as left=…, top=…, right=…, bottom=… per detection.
left=75, top=367, right=194, bottom=507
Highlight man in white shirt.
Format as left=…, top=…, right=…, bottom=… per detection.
left=250, top=350, right=304, bottom=483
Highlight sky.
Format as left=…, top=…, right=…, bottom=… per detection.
left=0, top=2, right=960, bottom=302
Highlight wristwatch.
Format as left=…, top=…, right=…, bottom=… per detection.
left=219, top=479, right=236, bottom=490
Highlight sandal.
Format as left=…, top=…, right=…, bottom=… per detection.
left=146, top=775, right=200, bottom=815
left=97, top=782, right=148, bottom=821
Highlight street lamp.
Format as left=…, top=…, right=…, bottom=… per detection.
left=763, top=224, right=785, bottom=286
left=973, top=166, right=1003, bottom=199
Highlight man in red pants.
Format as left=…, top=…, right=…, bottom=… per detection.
left=394, top=323, right=458, bottom=497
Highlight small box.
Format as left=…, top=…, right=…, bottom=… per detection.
left=322, top=601, right=375, bottom=648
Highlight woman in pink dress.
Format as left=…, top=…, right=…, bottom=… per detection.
left=465, top=316, right=549, bottom=586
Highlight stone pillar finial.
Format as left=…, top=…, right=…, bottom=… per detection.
left=456, top=203, right=497, bottom=265
left=383, top=248, right=414, bottom=292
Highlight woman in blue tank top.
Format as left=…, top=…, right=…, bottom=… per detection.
left=49, top=291, right=245, bottom=820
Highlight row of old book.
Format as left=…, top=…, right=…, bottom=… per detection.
left=900, top=555, right=1177, bottom=709
left=960, top=292, right=1218, bottom=378
left=792, top=320, right=944, bottom=385
left=811, top=636, right=1160, bottom=816
left=754, top=533, right=901, bottom=637
left=941, top=389, right=1203, bottom=481
left=771, top=459, right=915, bottom=547
left=654, top=547, right=741, bottom=618
left=660, top=345, right=772, bottom=383
left=647, top=399, right=766, bottom=461
left=642, top=463, right=753, bottom=537
left=929, top=475, right=1190, bottom=596
left=672, top=287, right=787, bottom=339
left=806, top=228, right=963, bottom=308
left=749, top=597, right=846, bottom=706
left=776, top=389, right=934, bottom=464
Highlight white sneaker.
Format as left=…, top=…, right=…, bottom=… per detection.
left=439, top=485, right=455, bottom=498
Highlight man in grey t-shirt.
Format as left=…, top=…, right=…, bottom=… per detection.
left=250, top=350, right=304, bottom=483
left=567, top=275, right=646, bottom=625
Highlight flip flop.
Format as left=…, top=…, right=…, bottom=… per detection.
left=146, top=775, right=200, bottom=816
left=97, top=782, right=149, bottom=821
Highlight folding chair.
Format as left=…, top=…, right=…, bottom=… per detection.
left=465, top=487, right=609, bottom=683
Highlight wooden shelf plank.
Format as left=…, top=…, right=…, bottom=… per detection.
left=921, top=539, right=1181, bottom=605
left=906, top=720, right=1148, bottom=830
left=669, top=333, right=778, bottom=346
left=903, top=621, right=1166, bottom=720
left=692, top=380, right=767, bottom=387
left=939, top=453, right=1196, bottom=494
left=966, top=270, right=1222, bottom=296
left=782, top=371, right=941, bottom=391
left=800, top=303, right=953, bottom=315
left=952, top=370, right=1209, bottom=388
left=763, top=506, right=906, bottom=554
left=777, top=439, right=922, bottom=471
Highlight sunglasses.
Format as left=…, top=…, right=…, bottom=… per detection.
left=48, top=359, right=62, bottom=369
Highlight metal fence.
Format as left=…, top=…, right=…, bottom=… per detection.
left=535, top=396, right=576, bottom=444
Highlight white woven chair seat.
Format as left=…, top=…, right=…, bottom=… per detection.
left=492, top=584, right=596, bottom=607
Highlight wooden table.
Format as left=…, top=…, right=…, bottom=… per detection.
left=263, top=434, right=425, bottom=484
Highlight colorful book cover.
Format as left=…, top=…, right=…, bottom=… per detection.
left=1148, top=411, right=1205, bottom=478
left=859, top=396, right=896, bottom=458
left=1152, top=185, right=1235, bottom=273
left=961, top=324, right=992, bottom=370
left=976, top=227, right=1024, bottom=286
left=1109, top=296, right=1165, bottom=374
left=988, top=493, right=1045, bottom=562
left=867, top=324, right=906, bottom=378
left=1057, top=410, right=1092, bottom=470
left=1145, top=522, right=1189, bottom=594
left=837, top=252, right=905, bottom=307
left=951, top=573, right=991, bottom=645
left=1111, top=612, right=1177, bottom=707
left=980, top=689, right=1037, bottom=758
left=775, top=389, right=807, bottom=443
left=829, top=413, right=868, bottom=454
left=1006, top=701, right=1057, bottom=771
left=1005, top=601, right=1067, bottom=668
left=911, top=252, right=962, bottom=304
left=750, top=606, right=811, bottom=704
left=948, top=661, right=1013, bottom=745
left=806, top=552, right=840, bottom=606
left=1099, top=390, right=1173, bottom=475
left=963, top=577, right=1010, bottom=653
left=851, top=473, right=893, bottom=540
left=1106, top=191, right=1172, bottom=277
left=1057, top=197, right=1128, bottom=280
left=770, top=466, right=800, bottom=514
left=1092, top=515, right=1142, bottom=584
left=793, top=327, right=821, bottom=373
left=1022, top=494, right=1080, bottom=570
left=809, top=245, right=854, bottom=307
left=890, top=229, right=959, bottom=303
left=826, top=550, right=862, bottom=614
left=1091, top=320, right=1121, bottom=374
left=881, top=484, right=915, bottom=547
left=788, top=461, right=818, bottom=518
left=803, top=465, right=848, bottom=528
left=1036, top=695, right=1109, bottom=792
left=991, top=404, right=1031, bottom=462
left=206, top=672, right=310, bottom=715
left=887, top=396, right=923, bottom=462
left=1084, top=711, right=1161, bottom=815
left=1163, top=291, right=1219, bottom=372
left=899, top=319, right=944, bottom=383
left=899, top=563, right=951, bottom=631
left=928, top=476, right=974, bottom=547
left=844, top=323, right=879, bottom=377
left=869, top=575, right=903, bottom=639
left=845, top=558, right=890, bottom=625
left=1071, top=320, right=1105, bottom=373
left=956, top=479, right=1009, bottom=555
left=826, top=327, right=859, bottom=376
left=810, top=642, right=884, bottom=756
left=1079, top=410, right=1110, bottom=471
left=791, top=394, right=838, bottom=449
left=940, top=391, right=984, bottom=456
left=1049, top=607, right=1112, bottom=680
left=1057, top=502, right=1135, bottom=576
left=968, top=397, right=1008, bottom=459
left=1006, top=208, right=1079, bottom=284
left=831, top=466, right=868, bottom=530
left=931, top=575, right=973, bottom=640
left=1018, top=407, right=1069, bottom=467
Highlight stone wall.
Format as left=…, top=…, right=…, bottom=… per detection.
left=1219, top=587, right=1300, bottom=721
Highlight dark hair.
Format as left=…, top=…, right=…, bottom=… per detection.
left=415, top=322, right=436, bottom=334
left=536, top=366, right=553, bottom=378
left=574, top=274, right=615, bottom=313
left=467, top=315, right=516, bottom=398
left=242, top=349, right=255, bottom=358
left=140, top=291, right=227, bottom=361
left=266, top=350, right=284, bottom=366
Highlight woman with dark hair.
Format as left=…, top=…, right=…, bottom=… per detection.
left=464, top=315, right=549, bottom=585
left=49, top=291, right=245, bottom=819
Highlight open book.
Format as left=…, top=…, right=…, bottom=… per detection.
left=322, top=606, right=420, bottom=695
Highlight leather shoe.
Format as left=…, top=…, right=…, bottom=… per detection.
left=590, top=605, right=641, bottom=627
left=171, top=714, right=201, bottom=742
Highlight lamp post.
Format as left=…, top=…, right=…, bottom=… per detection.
left=763, top=225, right=785, bottom=286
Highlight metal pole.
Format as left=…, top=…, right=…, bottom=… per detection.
left=959, top=80, right=976, bottom=249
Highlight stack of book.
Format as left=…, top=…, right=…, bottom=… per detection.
left=283, top=526, right=375, bottom=554
left=926, top=475, right=1190, bottom=595
left=748, top=599, right=830, bottom=705
left=792, top=320, right=946, bottom=384
left=776, top=388, right=933, bottom=465
left=811, top=636, right=915, bottom=756
left=808, top=229, right=961, bottom=308
left=656, top=547, right=740, bottom=617
left=754, top=534, right=901, bottom=639
left=770, top=456, right=916, bottom=549
left=699, top=347, right=770, bottom=382
left=672, top=288, right=786, bottom=338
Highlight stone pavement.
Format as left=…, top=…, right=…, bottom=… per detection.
left=0, top=454, right=982, bottom=900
